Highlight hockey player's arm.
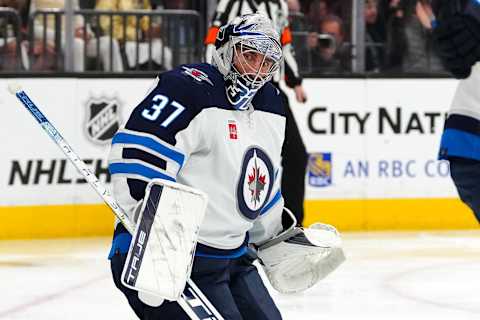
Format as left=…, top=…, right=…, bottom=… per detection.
left=279, top=1, right=306, bottom=102
left=284, top=51, right=307, bottom=103
left=204, top=0, right=232, bottom=63
left=108, top=72, right=205, bottom=222
left=281, top=28, right=303, bottom=88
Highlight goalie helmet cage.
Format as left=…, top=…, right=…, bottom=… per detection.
left=8, top=84, right=224, bottom=320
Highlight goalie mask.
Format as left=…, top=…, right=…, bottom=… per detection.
left=212, top=13, right=283, bottom=110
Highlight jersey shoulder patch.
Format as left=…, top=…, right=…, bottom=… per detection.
left=169, top=63, right=223, bottom=88
left=180, top=65, right=215, bottom=86
left=154, top=64, right=222, bottom=110
left=167, top=63, right=231, bottom=111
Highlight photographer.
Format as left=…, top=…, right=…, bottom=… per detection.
left=308, top=14, right=350, bottom=73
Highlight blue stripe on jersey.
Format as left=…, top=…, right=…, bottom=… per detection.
left=109, top=163, right=176, bottom=181
left=439, top=128, right=480, bottom=161
left=194, top=246, right=247, bottom=259
left=261, top=189, right=282, bottom=215
left=112, top=132, right=185, bottom=168
left=109, top=232, right=248, bottom=259
left=194, top=238, right=248, bottom=259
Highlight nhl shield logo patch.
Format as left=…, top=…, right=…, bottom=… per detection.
left=84, top=98, right=121, bottom=145
left=237, top=147, right=274, bottom=220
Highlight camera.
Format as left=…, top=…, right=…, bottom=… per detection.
left=318, top=33, right=336, bottom=49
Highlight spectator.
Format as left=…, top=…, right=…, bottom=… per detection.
left=329, top=0, right=353, bottom=21
left=79, top=0, right=95, bottom=9
left=159, top=0, right=196, bottom=66
left=309, top=14, right=350, bottom=73
left=287, top=0, right=311, bottom=72
left=365, top=0, right=386, bottom=72
left=385, top=0, right=443, bottom=72
left=383, top=0, right=406, bottom=70
left=287, top=0, right=301, bottom=13
left=405, top=0, right=443, bottom=72
left=0, top=0, right=27, bottom=71
left=307, top=0, right=329, bottom=32
left=161, top=0, right=189, bottom=9
left=287, top=0, right=308, bottom=31
left=402, top=0, right=441, bottom=72
left=30, top=0, right=123, bottom=71
left=96, top=0, right=173, bottom=71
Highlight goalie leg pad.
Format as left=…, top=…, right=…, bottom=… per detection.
left=111, top=252, right=191, bottom=316
left=121, top=179, right=208, bottom=301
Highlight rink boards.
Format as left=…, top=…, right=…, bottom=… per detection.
left=0, top=77, right=477, bottom=239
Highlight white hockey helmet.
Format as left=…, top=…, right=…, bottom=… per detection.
left=212, top=13, right=283, bottom=110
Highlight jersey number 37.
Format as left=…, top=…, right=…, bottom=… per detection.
left=141, top=94, right=185, bottom=127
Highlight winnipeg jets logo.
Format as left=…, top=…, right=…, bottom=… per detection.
left=182, top=66, right=213, bottom=86
left=247, top=157, right=267, bottom=207
left=237, top=147, right=274, bottom=219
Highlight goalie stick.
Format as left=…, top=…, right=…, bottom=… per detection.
left=7, top=83, right=224, bottom=320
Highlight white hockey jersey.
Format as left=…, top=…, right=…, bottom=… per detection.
left=108, top=63, right=286, bottom=258
left=439, top=63, right=480, bottom=161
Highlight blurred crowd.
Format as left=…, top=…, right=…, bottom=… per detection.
left=0, top=0, right=446, bottom=75
left=289, top=0, right=445, bottom=74
left=0, top=0, right=201, bottom=72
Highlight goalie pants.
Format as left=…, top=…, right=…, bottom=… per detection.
left=449, top=156, right=480, bottom=223
left=111, top=251, right=282, bottom=320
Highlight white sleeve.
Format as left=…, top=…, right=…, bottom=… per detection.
left=450, top=62, right=480, bottom=120
left=108, top=73, right=206, bottom=223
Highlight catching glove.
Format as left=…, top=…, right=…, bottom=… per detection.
left=257, top=223, right=345, bottom=294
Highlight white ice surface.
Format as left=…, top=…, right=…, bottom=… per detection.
left=1, top=231, right=480, bottom=320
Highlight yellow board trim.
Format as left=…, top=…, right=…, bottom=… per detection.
left=304, top=198, right=479, bottom=230
left=0, top=204, right=114, bottom=240
left=0, top=198, right=478, bottom=239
